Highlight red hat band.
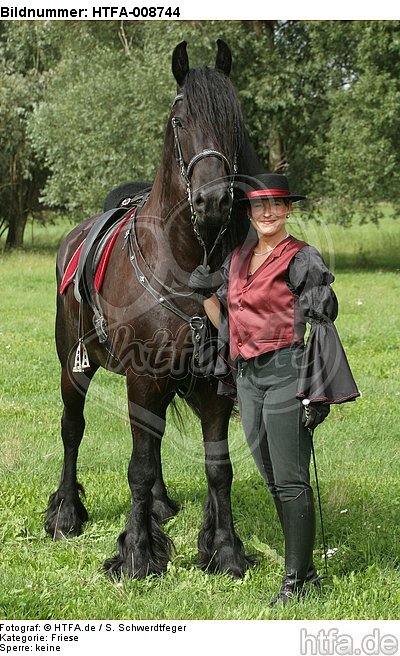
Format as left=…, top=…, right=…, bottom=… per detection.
left=247, top=189, right=290, bottom=199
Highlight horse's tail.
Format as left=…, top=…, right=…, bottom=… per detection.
left=169, top=392, right=239, bottom=434
left=169, top=395, right=201, bottom=434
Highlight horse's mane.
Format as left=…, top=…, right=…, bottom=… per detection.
left=183, top=67, right=244, bottom=161
left=183, top=67, right=264, bottom=262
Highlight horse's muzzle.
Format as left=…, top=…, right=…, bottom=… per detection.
left=192, top=184, right=233, bottom=225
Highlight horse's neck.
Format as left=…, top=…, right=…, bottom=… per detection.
left=150, top=167, right=183, bottom=213
left=136, top=171, right=205, bottom=273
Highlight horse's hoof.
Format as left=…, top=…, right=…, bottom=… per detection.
left=51, top=526, right=82, bottom=541
left=103, top=554, right=167, bottom=579
left=152, top=497, right=180, bottom=524
left=104, top=525, right=174, bottom=579
left=103, top=547, right=171, bottom=579
left=44, top=489, right=88, bottom=540
left=45, top=514, right=84, bottom=540
left=198, top=545, right=257, bottom=578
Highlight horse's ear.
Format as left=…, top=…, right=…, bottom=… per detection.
left=215, top=39, right=232, bottom=77
left=172, top=41, right=189, bottom=86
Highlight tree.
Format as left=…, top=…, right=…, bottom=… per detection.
left=323, top=21, right=400, bottom=224
left=0, top=22, right=61, bottom=248
left=29, top=21, right=247, bottom=217
left=226, top=21, right=362, bottom=201
left=2, top=20, right=398, bottom=245
left=0, top=68, right=42, bottom=247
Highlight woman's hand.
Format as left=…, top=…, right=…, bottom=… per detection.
left=188, top=265, right=224, bottom=298
left=302, top=402, right=330, bottom=430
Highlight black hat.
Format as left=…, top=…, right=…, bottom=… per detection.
left=238, top=173, right=306, bottom=202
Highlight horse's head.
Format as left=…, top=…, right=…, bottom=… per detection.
left=171, top=40, right=244, bottom=229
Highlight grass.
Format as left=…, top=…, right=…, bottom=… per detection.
left=0, top=215, right=399, bottom=620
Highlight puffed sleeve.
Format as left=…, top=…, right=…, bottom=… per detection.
left=212, top=251, right=238, bottom=399
left=288, top=246, right=360, bottom=405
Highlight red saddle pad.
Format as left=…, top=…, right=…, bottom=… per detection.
left=60, top=212, right=132, bottom=296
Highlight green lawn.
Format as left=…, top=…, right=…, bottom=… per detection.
left=0, top=217, right=399, bottom=619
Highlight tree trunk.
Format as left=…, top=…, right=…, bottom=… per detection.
left=5, top=211, right=28, bottom=249
left=258, top=20, right=286, bottom=173
left=4, top=150, right=29, bottom=249
left=269, top=126, right=285, bottom=173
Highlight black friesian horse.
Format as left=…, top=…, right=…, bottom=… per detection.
left=45, top=40, right=260, bottom=578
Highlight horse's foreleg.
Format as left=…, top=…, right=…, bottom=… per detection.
left=104, top=377, right=174, bottom=578
left=151, top=436, right=180, bottom=523
left=45, top=364, right=97, bottom=540
left=151, top=393, right=179, bottom=523
left=197, top=389, right=254, bottom=577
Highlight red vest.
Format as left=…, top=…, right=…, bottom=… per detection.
left=227, top=235, right=307, bottom=361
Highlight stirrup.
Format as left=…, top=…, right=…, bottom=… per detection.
left=72, top=339, right=90, bottom=372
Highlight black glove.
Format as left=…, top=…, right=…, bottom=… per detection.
left=302, top=402, right=330, bottom=430
left=188, top=265, right=224, bottom=299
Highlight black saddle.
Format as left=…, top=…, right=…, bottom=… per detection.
left=103, top=181, right=153, bottom=213
left=74, top=188, right=152, bottom=305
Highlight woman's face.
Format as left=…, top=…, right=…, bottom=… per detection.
left=248, top=197, right=291, bottom=238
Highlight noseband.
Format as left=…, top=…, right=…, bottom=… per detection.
left=172, top=94, right=237, bottom=267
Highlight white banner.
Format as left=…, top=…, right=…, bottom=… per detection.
left=0, top=0, right=399, bottom=20
left=0, top=620, right=399, bottom=656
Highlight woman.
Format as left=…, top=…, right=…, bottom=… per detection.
left=189, top=173, right=360, bottom=606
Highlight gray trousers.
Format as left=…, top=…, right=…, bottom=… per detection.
left=236, top=345, right=313, bottom=503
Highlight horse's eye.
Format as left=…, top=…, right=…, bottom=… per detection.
left=173, top=116, right=185, bottom=129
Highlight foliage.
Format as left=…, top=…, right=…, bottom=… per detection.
left=1, top=20, right=400, bottom=245
left=323, top=22, right=400, bottom=224
left=30, top=26, right=181, bottom=216
left=28, top=22, right=246, bottom=216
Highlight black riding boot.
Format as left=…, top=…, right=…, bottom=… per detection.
left=272, top=494, right=321, bottom=587
left=270, top=489, right=316, bottom=607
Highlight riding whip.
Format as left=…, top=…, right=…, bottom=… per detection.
left=302, top=399, right=329, bottom=579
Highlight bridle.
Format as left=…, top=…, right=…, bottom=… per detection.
left=171, top=94, right=238, bottom=268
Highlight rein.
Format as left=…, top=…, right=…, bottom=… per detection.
left=171, top=94, right=237, bottom=268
